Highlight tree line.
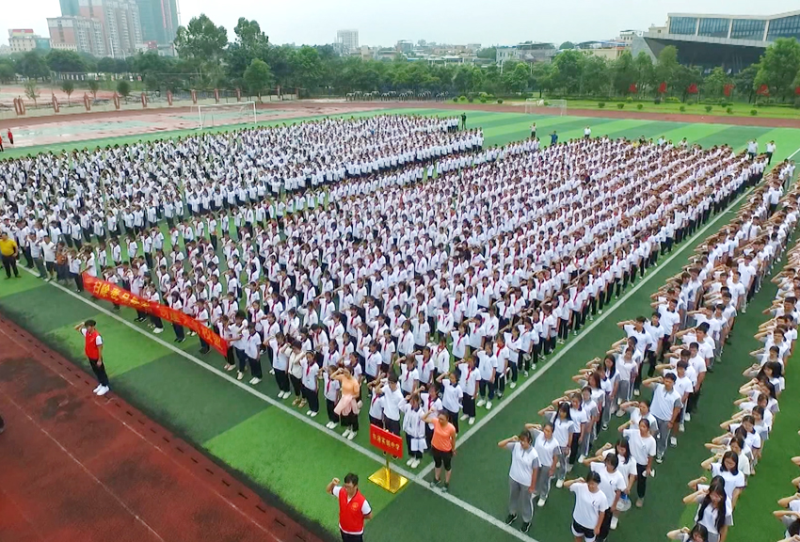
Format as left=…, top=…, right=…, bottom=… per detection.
left=1, top=13, right=799, bottom=104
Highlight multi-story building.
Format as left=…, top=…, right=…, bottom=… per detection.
left=8, top=29, right=38, bottom=53
left=135, top=0, right=178, bottom=47
left=496, top=42, right=558, bottom=64
left=633, top=10, right=800, bottom=72
left=78, top=0, right=143, bottom=58
left=60, top=0, right=81, bottom=16
left=336, top=29, right=359, bottom=55
left=48, top=16, right=107, bottom=57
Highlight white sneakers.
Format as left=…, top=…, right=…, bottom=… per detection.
left=95, top=385, right=110, bottom=396
left=510, top=382, right=517, bottom=389
left=237, top=372, right=244, bottom=381
left=347, top=431, right=357, bottom=440
left=610, top=516, right=619, bottom=530
left=537, top=497, right=547, bottom=507
left=410, top=458, right=420, bottom=468
left=555, top=479, right=564, bottom=488
left=460, top=414, right=469, bottom=421
left=679, top=422, right=685, bottom=433
left=153, top=328, right=163, bottom=334
left=249, top=377, right=261, bottom=385
left=486, top=401, right=492, bottom=410
left=684, top=413, right=692, bottom=422
left=469, top=417, right=475, bottom=425
left=477, top=399, right=486, bottom=407
left=670, top=436, right=678, bottom=447
left=93, top=384, right=102, bottom=393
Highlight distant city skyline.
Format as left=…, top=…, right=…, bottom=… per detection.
left=4, top=0, right=800, bottom=53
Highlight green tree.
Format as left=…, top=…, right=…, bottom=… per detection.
left=174, top=14, right=227, bottom=87
left=530, top=62, right=554, bottom=97
left=633, top=51, right=655, bottom=95
left=46, top=50, right=87, bottom=73
left=0, top=60, right=15, bottom=83
left=292, top=46, right=325, bottom=94
left=654, top=45, right=679, bottom=92
left=116, top=79, right=131, bottom=100
left=88, top=79, right=100, bottom=98
left=672, top=64, right=703, bottom=101
left=754, top=38, right=800, bottom=101
left=551, top=50, right=584, bottom=94
left=582, top=55, right=610, bottom=95
left=476, top=47, right=497, bottom=60
left=16, top=51, right=49, bottom=80
left=734, top=64, right=758, bottom=102
left=243, top=58, right=274, bottom=101
left=559, top=41, right=575, bottom=50
left=611, top=50, right=637, bottom=95
left=502, top=62, right=530, bottom=94
left=702, top=67, right=731, bottom=99
left=60, top=80, right=75, bottom=104
left=24, top=80, right=39, bottom=106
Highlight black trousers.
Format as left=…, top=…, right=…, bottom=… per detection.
left=1, top=255, right=19, bottom=278
left=89, top=357, right=110, bottom=387
left=635, top=463, right=648, bottom=499
left=341, top=531, right=364, bottom=542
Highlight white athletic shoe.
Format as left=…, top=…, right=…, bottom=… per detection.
left=237, top=372, right=244, bottom=381
left=249, top=377, right=257, bottom=384
left=610, top=516, right=619, bottom=530
left=306, top=410, right=313, bottom=416
left=477, top=399, right=486, bottom=407
left=310, top=411, right=318, bottom=418
left=460, top=414, right=469, bottom=421
left=679, top=422, right=685, bottom=433
left=486, top=401, right=492, bottom=410
left=578, top=455, right=586, bottom=463
left=411, top=458, right=420, bottom=469
left=347, top=431, right=357, bottom=441
left=633, top=389, right=640, bottom=397
left=251, top=378, right=261, bottom=385
left=326, top=421, right=335, bottom=429
left=537, top=497, right=547, bottom=507
left=342, top=429, right=352, bottom=438
left=670, top=437, right=678, bottom=447
left=616, top=409, right=625, bottom=418
left=269, top=369, right=275, bottom=375
left=510, top=382, right=517, bottom=389
left=469, top=417, right=475, bottom=425
left=407, top=458, right=415, bottom=466
left=93, top=384, right=102, bottom=393
left=153, top=328, right=163, bottom=334
left=555, top=479, right=564, bottom=489
left=684, top=413, right=691, bottom=422
left=96, top=386, right=110, bottom=396
left=523, top=371, right=529, bottom=377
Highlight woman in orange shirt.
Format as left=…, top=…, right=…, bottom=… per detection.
left=426, top=411, right=457, bottom=492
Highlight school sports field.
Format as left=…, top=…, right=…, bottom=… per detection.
left=1, top=107, right=799, bottom=542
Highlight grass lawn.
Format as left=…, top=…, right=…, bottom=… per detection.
left=1, top=108, right=799, bottom=542
left=505, top=98, right=800, bottom=120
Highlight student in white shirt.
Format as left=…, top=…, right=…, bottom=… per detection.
left=498, top=430, right=540, bottom=533
left=623, top=418, right=656, bottom=509
left=565, top=472, right=610, bottom=542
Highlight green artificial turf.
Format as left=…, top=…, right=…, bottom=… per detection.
left=1, top=109, right=799, bottom=542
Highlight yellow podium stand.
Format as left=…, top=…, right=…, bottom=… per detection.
left=369, top=457, right=408, bottom=494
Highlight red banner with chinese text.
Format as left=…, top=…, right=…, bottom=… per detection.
left=81, top=274, right=228, bottom=355
left=369, top=424, right=404, bottom=458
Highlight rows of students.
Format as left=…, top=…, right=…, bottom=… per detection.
left=510, top=165, right=796, bottom=542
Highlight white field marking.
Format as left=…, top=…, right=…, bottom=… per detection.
left=0, top=391, right=167, bottom=542
left=20, top=268, right=537, bottom=541
left=15, top=145, right=797, bottom=542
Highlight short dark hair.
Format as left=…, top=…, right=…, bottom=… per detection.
left=85, top=319, right=97, bottom=327
left=344, top=473, right=359, bottom=486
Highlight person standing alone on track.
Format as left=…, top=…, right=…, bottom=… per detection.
left=74, top=319, right=110, bottom=396
left=327, top=473, right=372, bottom=542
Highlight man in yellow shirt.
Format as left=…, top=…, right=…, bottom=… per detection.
left=0, top=232, right=20, bottom=279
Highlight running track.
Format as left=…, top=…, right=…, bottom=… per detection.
left=0, top=315, right=325, bottom=542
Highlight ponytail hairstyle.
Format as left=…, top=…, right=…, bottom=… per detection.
left=696, top=476, right=727, bottom=534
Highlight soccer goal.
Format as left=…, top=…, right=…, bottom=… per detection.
left=546, top=99, right=568, bottom=117
left=195, top=102, right=257, bottom=130
left=524, top=98, right=541, bottom=114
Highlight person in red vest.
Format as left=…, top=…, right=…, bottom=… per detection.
left=6, top=129, right=13, bottom=146
left=327, top=473, right=372, bottom=542
left=74, top=319, right=110, bottom=396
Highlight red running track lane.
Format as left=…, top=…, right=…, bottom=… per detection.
left=0, top=315, right=326, bottom=542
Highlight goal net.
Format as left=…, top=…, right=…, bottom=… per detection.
left=524, top=98, right=540, bottom=114
left=195, top=102, right=257, bottom=130
left=546, top=99, right=567, bottom=117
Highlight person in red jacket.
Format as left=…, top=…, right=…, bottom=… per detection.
left=6, top=129, right=13, bottom=146
left=327, top=473, right=372, bottom=542
left=75, top=319, right=110, bottom=395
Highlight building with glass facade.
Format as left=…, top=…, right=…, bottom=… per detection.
left=631, top=10, right=800, bottom=73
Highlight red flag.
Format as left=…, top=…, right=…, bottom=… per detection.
left=756, top=84, right=769, bottom=96
left=723, top=83, right=734, bottom=97
left=657, top=82, right=667, bottom=94
left=687, top=83, right=699, bottom=94
left=628, top=83, right=638, bottom=94
left=795, top=86, right=800, bottom=96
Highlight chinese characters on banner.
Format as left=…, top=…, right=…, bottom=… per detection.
left=369, top=424, right=404, bottom=459
left=82, top=273, right=228, bottom=356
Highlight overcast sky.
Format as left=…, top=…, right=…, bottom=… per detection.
left=3, top=0, right=799, bottom=50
